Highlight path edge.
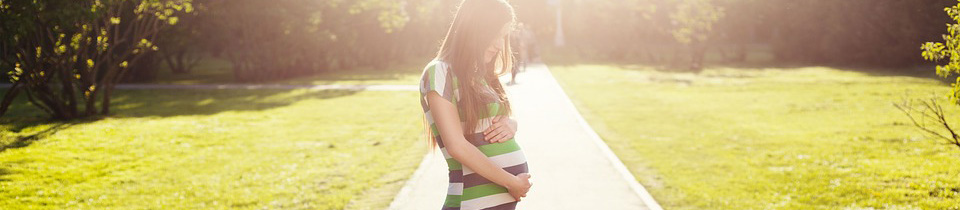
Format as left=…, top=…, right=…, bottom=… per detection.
left=386, top=149, right=435, bottom=209
left=542, top=65, right=665, bottom=210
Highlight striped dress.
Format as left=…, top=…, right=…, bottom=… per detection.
left=419, top=59, right=529, bottom=210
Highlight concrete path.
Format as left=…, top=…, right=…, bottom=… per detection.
left=389, top=63, right=662, bottom=210
left=0, top=83, right=418, bottom=91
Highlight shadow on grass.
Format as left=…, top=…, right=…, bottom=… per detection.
left=0, top=168, right=11, bottom=182
left=542, top=46, right=942, bottom=80
left=105, top=89, right=362, bottom=118
left=1, top=88, right=360, bottom=119
left=0, top=88, right=361, bottom=151
left=143, top=57, right=426, bottom=86
left=545, top=55, right=949, bottom=84
left=0, top=122, right=74, bottom=153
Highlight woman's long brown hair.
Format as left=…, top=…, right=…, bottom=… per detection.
left=427, top=0, right=516, bottom=148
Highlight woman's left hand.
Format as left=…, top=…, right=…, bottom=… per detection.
left=483, top=116, right=517, bottom=143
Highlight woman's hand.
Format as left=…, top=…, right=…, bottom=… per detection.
left=506, top=173, right=532, bottom=201
left=483, top=116, right=517, bottom=143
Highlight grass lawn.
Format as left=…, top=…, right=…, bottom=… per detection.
left=0, top=88, right=426, bottom=209
left=550, top=64, right=960, bottom=209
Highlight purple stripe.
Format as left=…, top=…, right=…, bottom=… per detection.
left=436, top=137, right=445, bottom=148
left=448, top=170, right=463, bottom=183
left=442, top=207, right=460, bottom=210
left=462, top=163, right=528, bottom=188
left=481, top=201, right=517, bottom=210
left=465, top=132, right=493, bottom=147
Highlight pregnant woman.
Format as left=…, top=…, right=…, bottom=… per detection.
left=418, top=0, right=532, bottom=209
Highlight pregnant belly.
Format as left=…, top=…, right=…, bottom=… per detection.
left=460, top=138, right=528, bottom=209
left=463, top=137, right=528, bottom=176
left=461, top=133, right=528, bottom=174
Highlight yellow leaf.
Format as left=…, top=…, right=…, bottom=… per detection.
left=110, top=17, right=121, bottom=25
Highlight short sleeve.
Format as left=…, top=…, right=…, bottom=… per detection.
left=420, top=60, right=456, bottom=104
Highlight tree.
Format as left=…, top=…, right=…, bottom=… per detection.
left=896, top=0, right=960, bottom=151
left=670, top=0, right=724, bottom=71
left=192, top=0, right=441, bottom=82
left=0, top=0, right=194, bottom=119
left=156, top=1, right=205, bottom=75
left=923, top=0, right=960, bottom=104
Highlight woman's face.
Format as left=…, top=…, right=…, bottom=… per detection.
left=483, top=24, right=512, bottom=63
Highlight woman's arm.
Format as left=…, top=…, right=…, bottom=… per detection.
left=426, top=92, right=530, bottom=199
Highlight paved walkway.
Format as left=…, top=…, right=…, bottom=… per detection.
left=389, top=64, right=662, bottom=210
left=0, top=83, right=418, bottom=91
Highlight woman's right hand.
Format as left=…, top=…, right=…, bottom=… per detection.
left=507, top=173, right=532, bottom=201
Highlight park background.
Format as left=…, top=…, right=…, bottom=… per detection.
left=2, top=0, right=960, bottom=209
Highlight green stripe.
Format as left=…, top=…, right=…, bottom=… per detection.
left=487, top=102, right=502, bottom=116
left=429, top=63, right=438, bottom=91
left=462, top=183, right=508, bottom=201
left=430, top=123, right=439, bottom=136
left=477, top=139, right=520, bottom=157
left=444, top=139, right=520, bottom=170
left=445, top=158, right=462, bottom=170
left=443, top=194, right=462, bottom=207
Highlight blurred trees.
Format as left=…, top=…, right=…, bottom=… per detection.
left=0, top=0, right=194, bottom=119
left=1, top=0, right=456, bottom=119
left=769, top=0, right=951, bottom=67
left=155, top=0, right=454, bottom=82
left=671, top=0, right=723, bottom=71
left=527, top=0, right=952, bottom=69
left=2, top=0, right=956, bottom=118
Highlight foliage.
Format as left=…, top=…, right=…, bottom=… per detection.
left=155, top=0, right=205, bottom=75
left=767, top=0, right=946, bottom=67
left=670, top=0, right=724, bottom=45
left=0, top=0, right=194, bottom=119
left=185, top=0, right=451, bottom=82
left=923, top=1, right=960, bottom=104
left=670, top=0, right=724, bottom=71
left=529, top=0, right=951, bottom=68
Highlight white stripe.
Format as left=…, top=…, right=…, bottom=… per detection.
left=440, top=147, right=452, bottom=159
left=425, top=110, right=434, bottom=124
left=462, top=150, right=526, bottom=176
left=461, top=193, right=514, bottom=210
left=447, top=183, right=463, bottom=196
left=419, top=60, right=434, bottom=94
left=434, top=61, right=448, bottom=97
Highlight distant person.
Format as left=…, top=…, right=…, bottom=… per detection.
left=522, top=24, right=540, bottom=63
left=509, top=23, right=527, bottom=85
left=417, top=0, right=532, bottom=209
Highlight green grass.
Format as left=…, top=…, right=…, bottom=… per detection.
left=550, top=64, right=960, bottom=209
left=0, top=88, right=426, bottom=209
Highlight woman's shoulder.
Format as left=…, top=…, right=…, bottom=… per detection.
left=422, top=58, right=451, bottom=74
left=420, top=58, right=458, bottom=100
left=421, top=58, right=454, bottom=82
